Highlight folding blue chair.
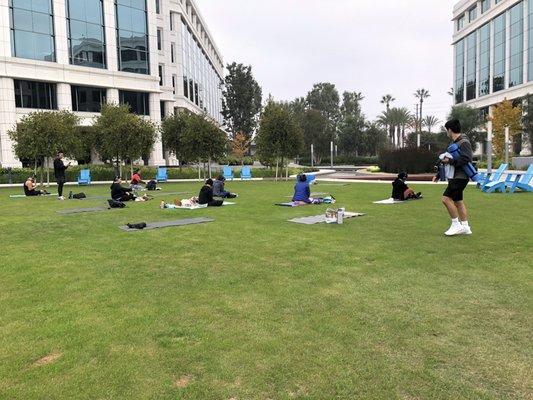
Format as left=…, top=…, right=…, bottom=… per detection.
left=240, top=166, right=252, bottom=180
left=295, top=173, right=316, bottom=184
left=78, top=169, right=91, bottom=185
left=479, top=164, right=508, bottom=192
left=156, top=167, right=168, bottom=182
left=506, top=164, right=533, bottom=193
left=223, top=166, right=234, bottom=180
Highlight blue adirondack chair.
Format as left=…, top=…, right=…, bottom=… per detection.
left=223, top=166, right=234, bottom=180
left=506, top=164, right=533, bottom=193
left=156, top=167, right=168, bottom=182
left=483, top=173, right=515, bottom=193
left=78, top=169, right=91, bottom=185
left=240, top=166, right=252, bottom=180
left=479, top=164, right=508, bottom=191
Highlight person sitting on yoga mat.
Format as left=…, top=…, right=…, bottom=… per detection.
left=292, top=174, right=312, bottom=205
left=130, top=169, right=146, bottom=191
left=213, top=175, right=237, bottom=198
left=198, top=179, right=223, bottom=207
left=23, top=177, right=49, bottom=196
left=110, top=177, right=136, bottom=201
left=391, top=172, right=422, bottom=201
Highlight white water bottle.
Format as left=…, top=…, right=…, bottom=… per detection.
left=337, top=208, right=345, bottom=224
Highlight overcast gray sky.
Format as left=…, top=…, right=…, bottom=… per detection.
left=197, top=0, right=455, bottom=124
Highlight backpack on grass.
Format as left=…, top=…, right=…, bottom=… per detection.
left=72, top=192, right=86, bottom=199
left=146, top=180, right=157, bottom=191
left=108, top=199, right=126, bottom=208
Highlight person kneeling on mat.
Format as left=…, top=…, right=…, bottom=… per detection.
left=110, top=177, right=136, bottom=202
left=23, top=177, right=49, bottom=196
left=198, top=179, right=223, bottom=207
left=213, top=175, right=237, bottom=198
left=292, top=173, right=313, bottom=205
left=391, top=172, right=421, bottom=201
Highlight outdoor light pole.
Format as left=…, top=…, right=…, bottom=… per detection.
left=487, top=120, right=493, bottom=174
left=330, top=141, right=334, bottom=168
left=504, top=126, right=510, bottom=165
left=310, top=144, right=314, bottom=168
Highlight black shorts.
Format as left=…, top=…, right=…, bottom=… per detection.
left=443, top=179, right=469, bottom=202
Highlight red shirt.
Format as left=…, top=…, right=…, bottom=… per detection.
left=131, top=173, right=141, bottom=184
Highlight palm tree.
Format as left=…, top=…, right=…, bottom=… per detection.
left=414, top=89, right=431, bottom=129
left=378, top=107, right=412, bottom=147
left=394, top=107, right=412, bottom=147
left=423, top=115, right=440, bottom=133
left=380, top=94, right=395, bottom=111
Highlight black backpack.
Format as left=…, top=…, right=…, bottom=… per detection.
left=146, top=180, right=157, bottom=191
left=108, top=199, right=126, bottom=208
left=72, top=192, right=86, bottom=199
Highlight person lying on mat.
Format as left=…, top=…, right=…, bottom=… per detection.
left=160, top=197, right=199, bottom=209
left=213, top=175, right=237, bottom=198
left=24, top=177, right=49, bottom=196
left=391, top=172, right=422, bottom=201
left=292, top=174, right=313, bottom=205
left=130, top=169, right=146, bottom=191
left=110, top=177, right=136, bottom=202
left=198, top=179, right=223, bottom=207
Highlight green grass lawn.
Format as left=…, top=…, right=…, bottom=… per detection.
left=0, top=181, right=531, bottom=400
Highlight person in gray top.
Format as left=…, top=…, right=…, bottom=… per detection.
left=440, top=119, right=473, bottom=236
left=213, top=175, right=237, bottom=198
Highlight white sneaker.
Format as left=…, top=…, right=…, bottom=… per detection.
left=58, top=196, right=65, bottom=200
left=461, top=226, right=472, bottom=235
left=444, top=225, right=466, bottom=236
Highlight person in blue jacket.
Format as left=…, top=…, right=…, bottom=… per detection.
left=292, top=174, right=312, bottom=205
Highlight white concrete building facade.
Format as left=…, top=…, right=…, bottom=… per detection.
left=453, top=0, right=533, bottom=110
left=0, top=0, right=223, bottom=167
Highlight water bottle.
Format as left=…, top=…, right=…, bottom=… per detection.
left=337, top=208, right=345, bottom=224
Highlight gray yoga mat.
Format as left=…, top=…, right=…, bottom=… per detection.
left=119, top=217, right=214, bottom=232
left=10, top=193, right=58, bottom=198
left=57, top=207, right=110, bottom=215
left=288, top=212, right=365, bottom=225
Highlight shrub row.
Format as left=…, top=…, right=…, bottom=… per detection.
left=298, top=155, right=378, bottom=166
left=0, top=165, right=317, bottom=184
left=378, top=149, right=438, bottom=174
left=216, top=156, right=255, bottom=166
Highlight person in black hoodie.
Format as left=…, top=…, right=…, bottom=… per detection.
left=110, top=177, right=136, bottom=201
left=391, top=172, right=421, bottom=201
left=53, top=152, right=70, bottom=200
left=198, top=179, right=223, bottom=207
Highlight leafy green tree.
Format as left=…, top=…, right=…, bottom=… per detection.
left=93, top=104, right=156, bottom=176
left=491, top=99, right=522, bottom=157
left=8, top=110, right=80, bottom=184
left=221, top=62, right=262, bottom=140
left=180, top=113, right=227, bottom=178
left=522, top=94, right=533, bottom=152
left=447, top=104, right=484, bottom=152
left=161, top=111, right=188, bottom=163
left=306, top=82, right=340, bottom=126
left=256, top=101, right=303, bottom=179
left=338, top=91, right=366, bottom=156
left=301, top=109, right=332, bottom=164
left=340, top=91, right=364, bottom=117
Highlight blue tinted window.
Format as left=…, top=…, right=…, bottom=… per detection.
left=509, top=2, right=523, bottom=87
left=116, top=0, right=148, bottom=74
left=14, top=79, right=57, bottom=109
left=119, top=90, right=149, bottom=115
left=67, top=0, right=106, bottom=68
left=493, top=13, right=506, bottom=92
left=10, top=0, right=55, bottom=61
left=479, top=23, right=490, bottom=97
left=71, top=85, right=106, bottom=112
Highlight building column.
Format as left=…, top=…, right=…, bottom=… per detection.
left=0, top=78, right=21, bottom=167
left=103, top=0, right=118, bottom=71
left=0, top=1, right=12, bottom=58
left=489, top=17, right=495, bottom=94
left=149, top=92, right=165, bottom=166
left=523, top=0, right=529, bottom=84
left=107, top=88, right=119, bottom=105
left=52, top=0, right=69, bottom=64
left=57, top=83, right=72, bottom=110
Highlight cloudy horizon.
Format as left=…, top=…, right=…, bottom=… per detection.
left=197, top=0, right=456, bottom=126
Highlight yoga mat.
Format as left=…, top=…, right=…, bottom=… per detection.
left=166, top=201, right=235, bottom=210
left=10, top=193, right=58, bottom=198
left=119, top=217, right=214, bottom=231
left=276, top=202, right=300, bottom=207
left=373, top=197, right=423, bottom=205
left=284, top=192, right=328, bottom=198
left=288, top=212, right=365, bottom=225
left=57, top=207, right=110, bottom=215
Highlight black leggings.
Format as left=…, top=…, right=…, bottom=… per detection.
left=57, top=180, right=65, bottom=197
left=207, top=200, right=223, bottom=207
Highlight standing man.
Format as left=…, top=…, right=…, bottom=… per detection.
left=53, top=152, right=70, bottom=200
left=440, top=119, right=473, bottom=236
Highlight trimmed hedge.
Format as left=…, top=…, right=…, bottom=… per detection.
left=216, top=156, right=254, bottom=166
left=299, top=156, right=378, bottom=166
left=0, top=165, right=318, bottom=184
left=378, top=149, right=437, bottom=174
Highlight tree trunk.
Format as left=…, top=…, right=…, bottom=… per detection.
left=198, top=159, right=201, bottom=181
left=275, top=158, right=279, bottom=181
left=46, top=157, right=50, bottom=187
left=130, top=161, right=134, bottom=179
left=39, top=164, right=44, bottom=187
left=208, top=157, right=212, bottom=179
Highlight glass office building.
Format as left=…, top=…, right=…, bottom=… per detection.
left=453, top=0, right=533, bottom=105
left=0, top=0, right=225, bottom=167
